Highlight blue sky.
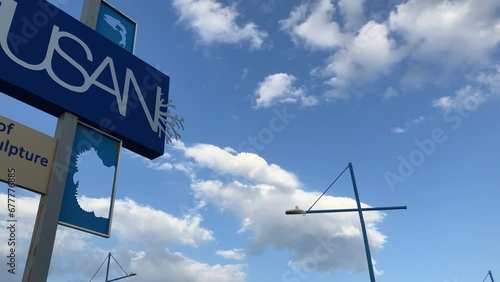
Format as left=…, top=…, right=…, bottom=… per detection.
left=1, top=0, right=500, bottom=281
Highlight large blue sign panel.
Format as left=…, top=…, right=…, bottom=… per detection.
left=96, top=1, right=136, bottom=53
left=0, top=0, right=169, bottom=159
left=59, top=122, right=120, bottom=237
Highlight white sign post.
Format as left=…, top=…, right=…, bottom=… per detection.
left=23, top=113, right=78, bottom=281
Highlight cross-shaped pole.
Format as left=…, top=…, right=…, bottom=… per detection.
left=285, top=162, right=407, bottom=282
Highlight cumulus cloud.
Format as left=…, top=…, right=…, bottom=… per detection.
left=323, top=20, right=403, bottom=92
left=172, top=0, right=267, bottom=49
left=176, top=141, right=301, bottom=190
left=128, top=249, right=246, bottom=282
left=78, top=197, right=214, bottom=246
left=391, top=127, right=405, bottom=134
left=0, top=194, right=39, bottom=241
left=281, top=0, right=500, bottom=100
left=432, top=85, right=488, bottom=112
left=0, top=193, right=242, bottom=282
left=172, top=143, right=388, bottom=274
left=254, top=73, right=318, bottom=108
left=338, top=0, right=365, bottom=31
left=389, top=0, right=500, bottom=66
left=216, top=249, right=246, bottom=260
left=279, top=0, right=401, bottom=96
left=476, top=65, right=500, bottom=94
left=146, top=161, right=174, bottom=170
left=382, top=86, right=399, bottom=101
left=432, top=65, right=500, bottom=112
left=391, top=116, right=425, bottom=134
left=280, top=0, right=348, bottom=49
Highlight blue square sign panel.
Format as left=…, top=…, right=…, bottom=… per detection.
left=96, top=1, right=136, bottom=53
left=59, top=122, right=121, bottom=237
left=0, top=0, right=170, bottom=159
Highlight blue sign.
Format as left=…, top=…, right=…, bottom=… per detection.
left=59, top=122, right=120, bottom=237
left=96, top=1, right=136, bottom=53
left=0, top=0, right=170, bottom=159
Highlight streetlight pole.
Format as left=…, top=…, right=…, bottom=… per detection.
left=89, top=252, right=136, bottom=282
left=349, top=162, right=376, bottom=282
left=285, top=162, right=407, bottom=282
left=105, top=253, right=111, bottom=282
left=484, top=271, right=495, bottom=282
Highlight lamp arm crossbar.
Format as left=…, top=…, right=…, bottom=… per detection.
left=107, top=275, right=133, bottom=282
left=306, top=206, right=407, bottom=214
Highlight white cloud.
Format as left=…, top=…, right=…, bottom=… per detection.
left=0, top=194, right=39, bottom=241
left=412, top=116, right=425, bottom=124
left=172, top=0, right=267, bottom=49
left=241, top=68, right=249, bottom=80
left=300, top=95, right=320, bottom=107
left=432, top=65, right=500, bottom=112
left=391, top=116, right=425, bottom=134
left=432, top=96, right=454, bottom=112
left=254, top=73, right=318, bottom=108
left=391, top=127, right=405, bottom=134
left=78, top=196, right=214, bottom=246
left=147, top=161, right=174, bottom=170
left=389, top=0, right=500, bottom=66
left=179, top=142, right=300, bottom=191
left=191, top=180, right=385, bottom=273
left=383, top=87, right=399, bottom=100
left=280, top=0, right=348, bottom=49
left=174, top=143, right=388, bottom=274
left=322, top=20, right=402, bottom=90
left=130, top=152, right=174, bottom=170
left=476, top=65, right=500, bottom=94
left=216, top=249, right=246, bottom=260
left=52, top=245, right=246, bottom=282
left=285, top=0, right=499, bottom=99
left=238, top=217, right=252, bottom=234
left=0, top=193, right=242, bottom=281
left=432, top=85, right=488, bottom=112
left=174, top=162, right=196, bottom=177
left=338, top=0, right=365, bottom=31
left=128, top=249, right=246, bottom=282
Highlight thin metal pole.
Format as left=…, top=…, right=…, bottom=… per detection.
left=88, top=254, right=109, bottom=282
left=490, top=271, right=495, bottom=282
left=105, top=252, right=111, bottom=282
left=349, top=162, right=376, bottom=282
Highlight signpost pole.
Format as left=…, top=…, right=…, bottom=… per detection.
left=22, top=113, right=78, bottom=282
left=80, top=0, right=101, bottom=29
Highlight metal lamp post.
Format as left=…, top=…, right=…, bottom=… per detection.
left=484, top=271, right=495, bottom=282
left=89, top=252, right=137, bottom=282
left=285, top=162, right=407, bottom=282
